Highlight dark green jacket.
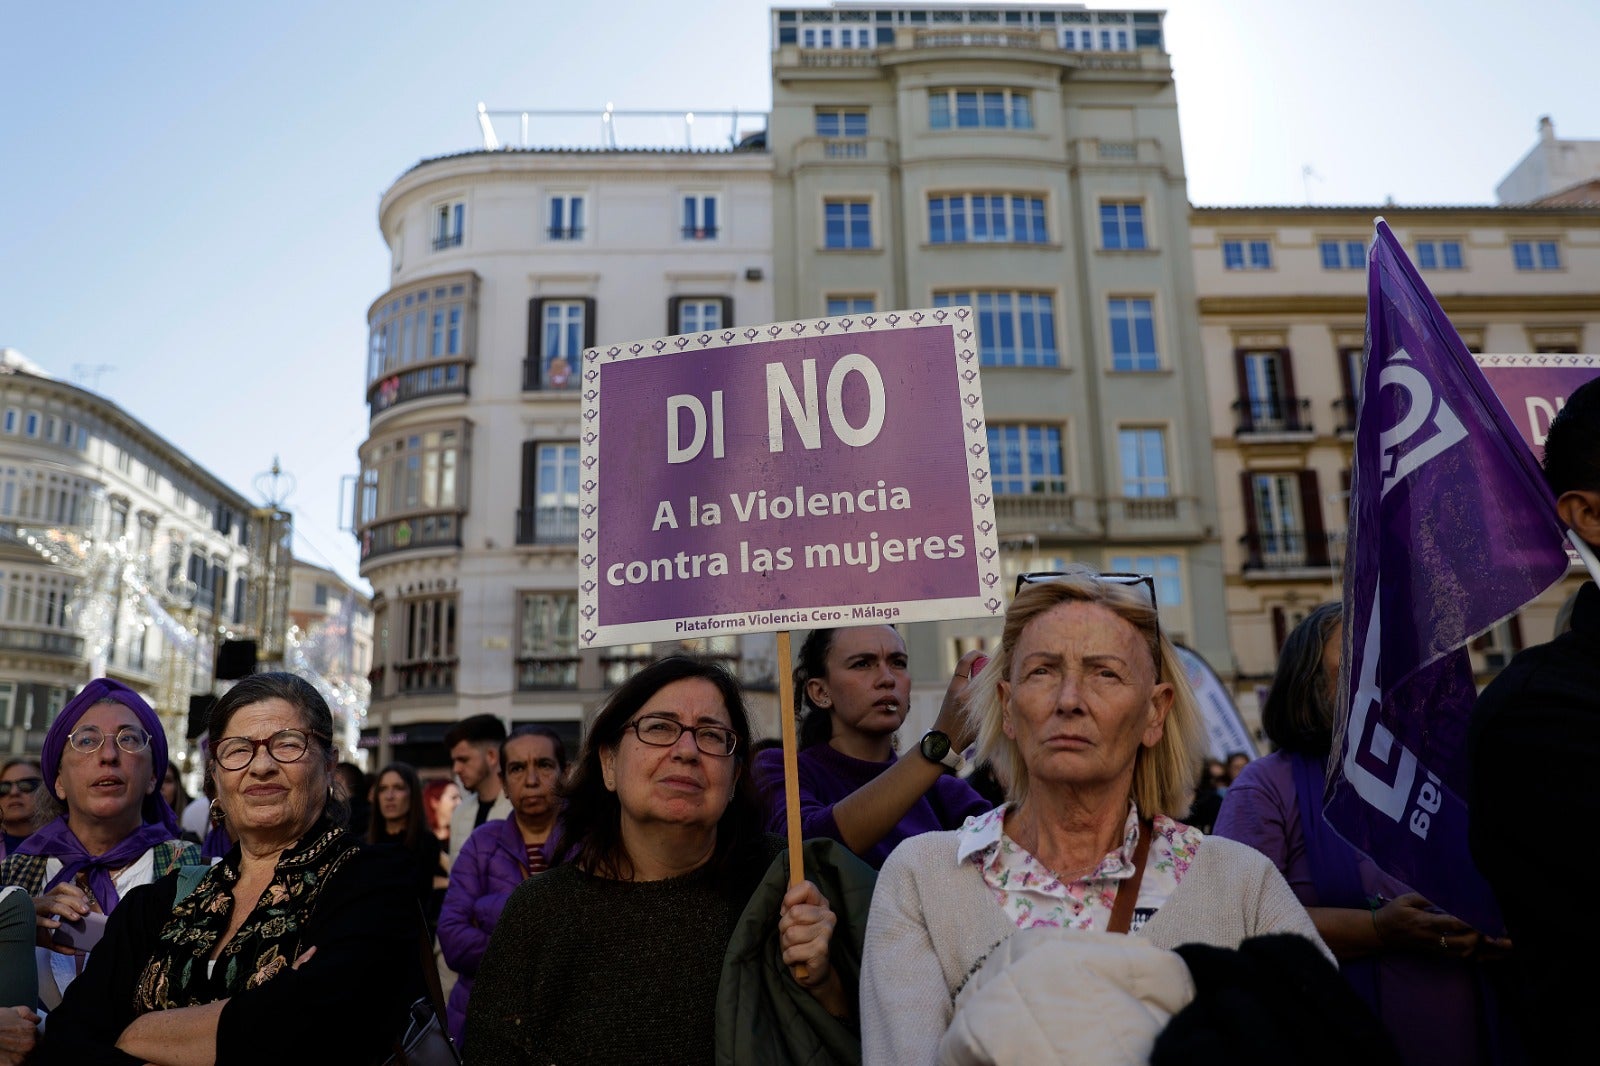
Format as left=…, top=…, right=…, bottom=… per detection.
left=716, top=838, right=878, bottom=1066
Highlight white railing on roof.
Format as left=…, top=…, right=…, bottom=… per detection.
left=474, top=104, right=769, bottom=152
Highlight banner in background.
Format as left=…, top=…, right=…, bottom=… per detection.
left=1173, top=643, right=1258, bottom=762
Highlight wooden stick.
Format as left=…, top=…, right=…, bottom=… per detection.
left=776, top=630, right=805, bottom=890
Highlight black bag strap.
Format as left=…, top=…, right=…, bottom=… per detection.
left=1107, top=819, right=1154, bottom=935
left=415, top=904, right=447, bottom=1018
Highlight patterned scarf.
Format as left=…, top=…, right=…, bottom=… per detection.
left=132, top=818, right=358, bottom=1012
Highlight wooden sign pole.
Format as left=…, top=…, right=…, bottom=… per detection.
left=776, top=629, right=804, bottom=891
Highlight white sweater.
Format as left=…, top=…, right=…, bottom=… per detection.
left=860, top=829, right=1331, bottom=1066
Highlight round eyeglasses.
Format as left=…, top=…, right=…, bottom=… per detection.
left=624, top=714, right=738, bottom=757
left=213, top=729, right=326, bottom=771
left=64, top=725, right=152, bottom=757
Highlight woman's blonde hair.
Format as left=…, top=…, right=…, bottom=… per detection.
left=964, top=567, right=1204, bottom=817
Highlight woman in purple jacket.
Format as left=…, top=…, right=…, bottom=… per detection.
left=752, top=625, right=993, bottom=869
left=437, top=725, right=566, bottom=1046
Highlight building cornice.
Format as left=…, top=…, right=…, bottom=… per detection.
left=1191, top=204, right=1600, bottom=226
left=1198, top=293, right=1600, bottom=316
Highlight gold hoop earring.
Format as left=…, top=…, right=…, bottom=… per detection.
left=208, top=800, right=226, bottom=826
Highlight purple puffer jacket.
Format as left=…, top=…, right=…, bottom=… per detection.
left=437, top=815, right=562, bottom=1046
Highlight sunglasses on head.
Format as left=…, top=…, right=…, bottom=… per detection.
left=0, top=778, right=42, bottom=797
left=1013, top=570, right=1163, bottom=678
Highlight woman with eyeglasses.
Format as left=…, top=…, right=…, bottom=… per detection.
left=0, top=679, right=200, bottom=1014
left=859, top=568, right=1330, bottom=1063
left=752, top=625, right=992, bottom=870
left=465, top=656, right=850, bottom=1065
left=38, top=672, right=427, bottom=1066
left=439, top=725, right=567, bottom=1047
left=0, top=760, right=44, bottom=859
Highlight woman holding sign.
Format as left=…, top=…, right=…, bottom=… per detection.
left=753, top=626, right=992, bottom=870
left=464, top=655, right=853, bottom=1065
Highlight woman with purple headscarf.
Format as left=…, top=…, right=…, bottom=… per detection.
left=0, top=678, right=199, bottom=1011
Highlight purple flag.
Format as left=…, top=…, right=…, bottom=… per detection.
left=1326, top=220, right=1570, bottom=934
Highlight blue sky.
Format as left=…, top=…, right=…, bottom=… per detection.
left=2, top=0, right=1594, bottom=590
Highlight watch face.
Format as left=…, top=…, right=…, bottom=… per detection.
left=921, top=731, right=951, bottom=762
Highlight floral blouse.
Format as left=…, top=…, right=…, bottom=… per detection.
left=133, top=818, right=359, bottom=1010
left=956, top=802, right=1203, bottom=933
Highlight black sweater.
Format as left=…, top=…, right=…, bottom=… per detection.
left=464, top=835, right=783, bottom=1065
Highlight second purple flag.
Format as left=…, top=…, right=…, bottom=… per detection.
left=1326, top=219, right=1571, bottom=934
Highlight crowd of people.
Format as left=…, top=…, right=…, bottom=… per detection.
left=2, top=379, right=1598, bottom=1062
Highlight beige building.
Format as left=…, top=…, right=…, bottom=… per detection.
left=1498, top=116, right=1600, bottom=206
left=286, top=559, right=374, bottom=762
left=767, top=2, right=1232, bottom=708
left=1192, top=205, right=1600, bottom=726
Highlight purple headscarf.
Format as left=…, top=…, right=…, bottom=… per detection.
left=19, top=678, right=181, bottom=911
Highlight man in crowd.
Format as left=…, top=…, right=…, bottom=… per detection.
left=445, top=714, right=511, bottom=861
left=1469, top=375, right=1600, bottom=1062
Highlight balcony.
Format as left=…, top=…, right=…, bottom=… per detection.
left=1233, top=397, right=1314, bottom=438
left=368, top=362, right=468, bottom=417
left=993, top=491, right=1101, bottom=539
left=1103, top=496, right=1202, bottom=541
left=913, top=29, right=1048, bottom=50
left=516, top=508, right=579, bottom=546
left=546, top=227, right=585, bottom=241
left=431, top=232, right=462, bottom=251
left=0, top=626, right=83, bottom=658
left=1332, top=397, right=1358, bottom=436
left=395, top=657, right=457, bottom=695
left=516, top=655, right=579, bottom=690
left=360, top=513, right=461, bottom=563
left=1239, top=531, right=1337, bottom=575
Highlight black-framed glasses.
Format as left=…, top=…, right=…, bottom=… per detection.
left=65, top=725, right=151, bottom=757
left=0, top=778, right=42, bottom=797
left=214, top=729, right=327, bottom=771
left=624, top=714, right=739, bottom=758
left=1014, top=570, right=1163, bottom=679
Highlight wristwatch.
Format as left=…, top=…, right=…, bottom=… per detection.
left=919, top=730, right=965, bottom=774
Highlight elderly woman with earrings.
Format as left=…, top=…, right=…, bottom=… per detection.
left=752, top=625, right=993, bottom=869
left=0, top=679, right=200, bottom=1013
left=465, top=656, right=849, bottom=1065
left=859, top=568, right=1329, bottom=1064
left=37, top=673, right=427, bottom=1066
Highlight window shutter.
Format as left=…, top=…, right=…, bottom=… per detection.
left=520, top=441, right=538, bottom=510
left=581, top=298, right=597, bottom=349
left=1277, top=348, right=1301, bottom=429
left=525, top=298, right=546, bottom=390
left=1239, top=471, right=1260, bottom=569
left=719, top=297, right=734, bottom=328
left=1232, top=350, right=1252, bottom=432
left=667, top=297, right=683, bottom=334
left=1298, top=469, right=1328, bottom=566
left=1271, top=606, right=1287, bottom=653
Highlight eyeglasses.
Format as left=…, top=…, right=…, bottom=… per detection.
left=624, top=714, right=739, bottom=758
left=0, top=778, right=41, bottom=797
left=65, top=725, right=152, bottom=757
left=214, top=729, right=327, bottom=771
left=1014, top=570, right=1163, bottom=679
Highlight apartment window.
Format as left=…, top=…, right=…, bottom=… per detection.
left=815, top=109, right=868, bottom=137
left=524, top=297, right=594, bottom=390
left=669, top=296, right=732, bottom=334
left=682, top=195, right=719, bottom=240
left=933, top=291, right=1057, bottom=367
left=1118, top=428, right=1170, bottom=498
left=1319, top=239, right=1366, bottom=270
left=928, top=194, right=1047, bottom=244
left=23, top=414, right=38, bottom=438
left=1243, top=471, right=1328, bottom=569
left=1512, top=240, right=1561, bottom=271
left=519, top=442, right=580, bottom=544
left=987, top=425, right=1064, bottom=495
left=1108, top=298, right=1159, bottom=371
left=1100, top=202, right=1146, bottom=250
left=517, top=592, right=579, bottom=689
left=356, top=424, right=465, bottom=561
left=928, top=89, right=1033, bottom=130
left=826, top=296, right=874, bottom=316
left=1234, top=348, right=1305, bottom=432
left=1, top=410, right=13, bottom=434
left=431, top=200, right=464, bottom=251
left=824, top=199, right=872, bottom=249
left=1416, top=239, right=1464, bottom=271
left=398, top=594, right=457, bottom=694
left=547, top=194, right=585, bottom=240
left=366, top=278, right=475, bottom=403
left=313, top=583, right=329, bottom=607
left=1223, top=239, right=1273, bottom=270
left=801, top=26, right=873, bottom=48
left=1108, top=553, right=1182, bottom=607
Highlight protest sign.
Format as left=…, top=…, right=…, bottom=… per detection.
left=1473, top=353, right=1600, bottom=452
left=1173, top=644, right=1258, bottom=762
left=576, top=309, right=1002, bottom=649
left=1327, top=220, right=1571, bottom=933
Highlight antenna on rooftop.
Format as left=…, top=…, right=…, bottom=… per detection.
left=1302, top=164, right=1323, bottom=205
left=477, top=102, right=500, bottom=150
left=72, top=364, right=116, bottom=391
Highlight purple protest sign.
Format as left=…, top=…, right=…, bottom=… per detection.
left=1327, top=221, right=1571, bottom=934
left=1473, top=353, right=1600, bottom=453
left=577, top=310, right=1002, bottom=647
